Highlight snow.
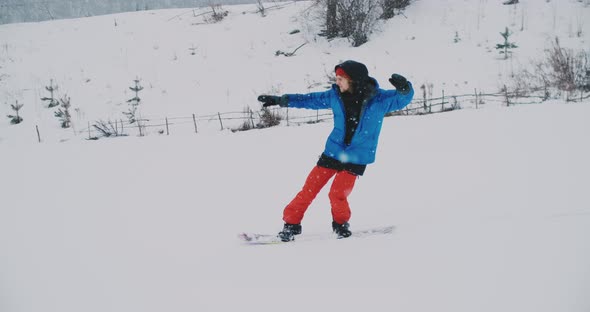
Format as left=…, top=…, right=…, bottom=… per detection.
left=1, top=1, right=590, bottom=312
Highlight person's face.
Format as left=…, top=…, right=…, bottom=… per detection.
left=336, top=75, right=351, bottom=93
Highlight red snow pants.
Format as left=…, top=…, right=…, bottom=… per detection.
left=283, top=166, right=358, bottom=225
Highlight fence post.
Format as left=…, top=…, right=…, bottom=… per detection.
left=441, top=90, right=445, bottom=112
left=36, top=125, right=41, bottom=143
left=166, top=117, right=170, bottom=135
left=474, top=88, right=478, bottom=109
left=218, top=112, right=224, bottom=130
left=137, top=119, right=143, bottom=136
left=504, top=85, right=510, bottom=107
left=193, top=114, right=198, bottom=133
left=286, top=108, right=290, bottom=126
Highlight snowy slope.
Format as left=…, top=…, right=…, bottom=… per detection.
left=1, top=102, right=590, bottom=312
left=1, top=1, right=590, bottom=312
left=1, top=0, right=589, bottom=143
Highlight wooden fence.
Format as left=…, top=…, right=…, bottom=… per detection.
left=34, top=88, right=588, bottom=141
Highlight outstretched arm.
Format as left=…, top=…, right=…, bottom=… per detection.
left=258, top=90, right=334, bottom=110
left=285, top=90, right=333, bottom=110
left=385, top=74, right=414, bottom=112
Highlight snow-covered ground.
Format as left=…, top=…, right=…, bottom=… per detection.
left=2, top=102, right=589, bottom=312
left=1, top=1, right=590, bottom=311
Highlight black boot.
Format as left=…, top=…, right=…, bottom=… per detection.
left=278, top=223, right=302, bottom=242
left=332, top=221, right=352, bottom=239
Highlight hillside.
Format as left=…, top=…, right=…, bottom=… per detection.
left=1, top=0, right=589, bottom=143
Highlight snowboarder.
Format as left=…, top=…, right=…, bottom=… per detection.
left=257, top=60, right=414, bottom=241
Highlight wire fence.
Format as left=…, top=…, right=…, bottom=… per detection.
left=78, top=108, right=338, bottom=140
left=33, top=88, right=590, bottom=142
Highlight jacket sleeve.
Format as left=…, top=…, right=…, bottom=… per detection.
left=383, top=82, right=414, bottom=113
left=284, top=90, right=334, bottom=110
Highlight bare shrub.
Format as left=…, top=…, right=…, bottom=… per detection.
left=380, top=0, right=412, bottom=20
left=509, top=38, right=589, bottom=97
left=232, top=106, right=282, bottom=132
left=338, top=0, right=380, bottom=47
left=542, top=38, right=589, bottom=92
left=258, top=107, right=282, bottom=128
left=204, top=4, right=228, bottom=23
left=233, top=107, right=256, bottom=132
left=92, top=120, right=126, bottom=138
left=320, top=0, right=382, bottom=47
left=547, top=38, right=577, bottom=91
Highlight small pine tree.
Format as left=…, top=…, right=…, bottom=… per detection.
left=54, top=95, right=72, bottom=128
left=124, top=78, right=143, bottom=124
left=189, top=45, right=197, bottom=55
left=41, top=79, right=59, bottom=108
left=7, top=100, right=24, bottom=124
left=496, top=27, right=518, bottom=60
left=453, top=31, right=461, bottom=43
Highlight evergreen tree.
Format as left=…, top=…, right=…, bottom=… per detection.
left=41, top=79, right=59, bottom=108
left=7, top=100, right=24, bottom=124
left=496, top=27, right=518, bottom=60
left=54, top=95, right=72, bottom=128
left=124, top=78, right=143, bottom=124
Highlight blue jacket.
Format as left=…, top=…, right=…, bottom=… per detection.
left=285, top=79, right=414, bottom=165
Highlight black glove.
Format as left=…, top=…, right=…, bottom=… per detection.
left=389, top=74, right=410, bottom=95
left=258, top=95, right=286, bottom=107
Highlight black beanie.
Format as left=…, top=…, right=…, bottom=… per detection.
left=334, top=60, right=369, bottom=83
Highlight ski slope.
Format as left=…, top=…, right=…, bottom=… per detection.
left=2, top=102, right=589, bottom=312
left=1, top=1, right=590, bottom=311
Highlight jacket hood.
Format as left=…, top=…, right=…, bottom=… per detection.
left=335, top=60, right=370, bottom=83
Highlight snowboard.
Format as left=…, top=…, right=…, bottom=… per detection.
left=238, top=225, right=394, bottom=245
